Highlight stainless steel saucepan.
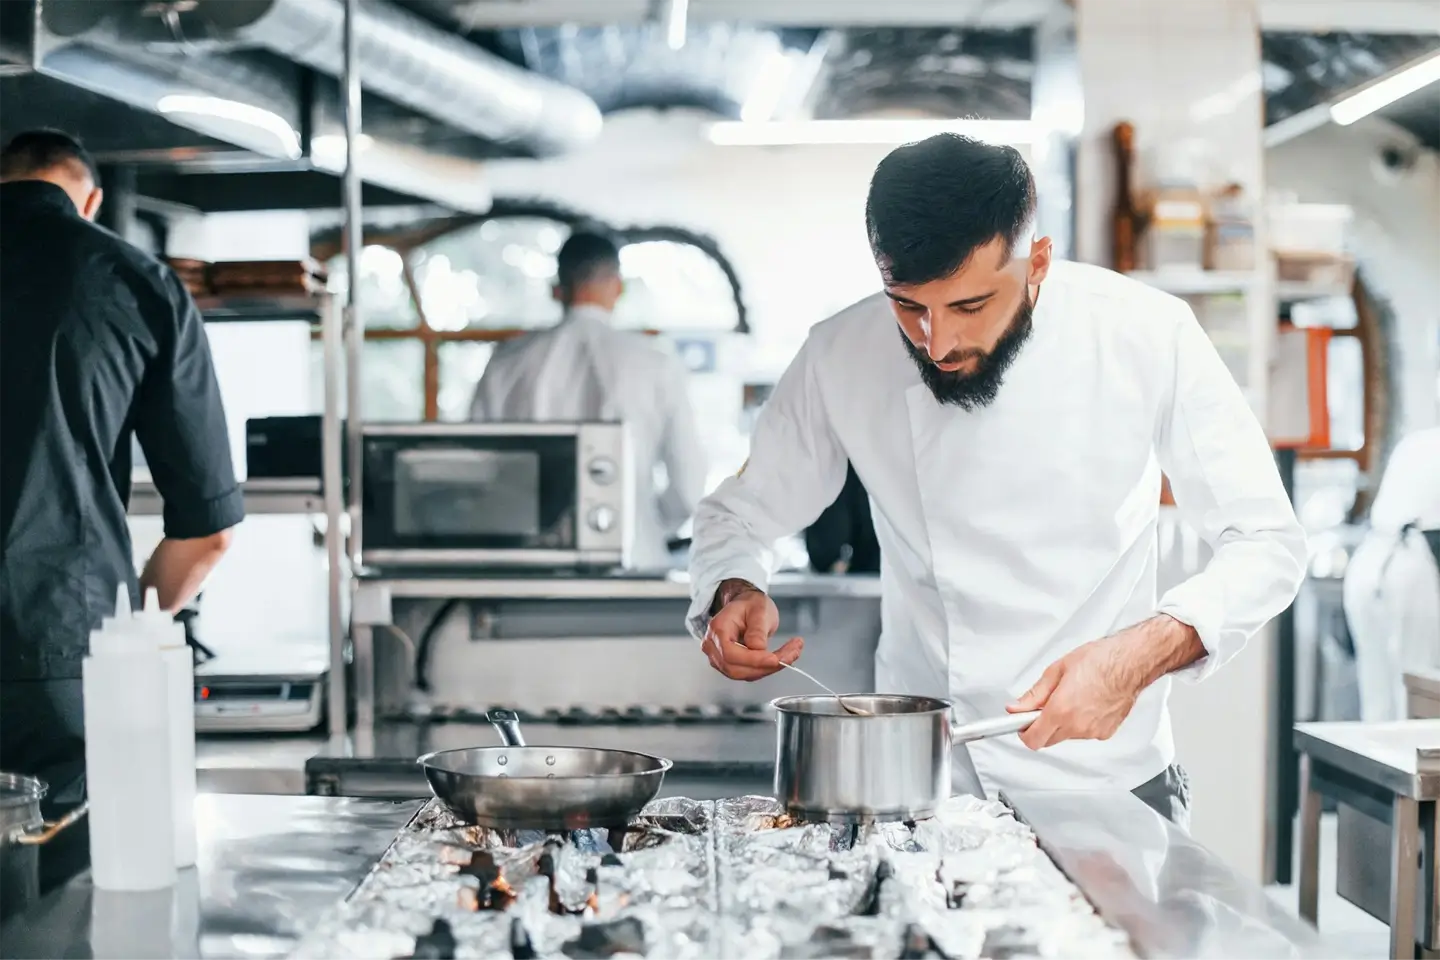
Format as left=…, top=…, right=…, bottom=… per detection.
left=771, top=694, right=1039, bottom=823
left=418, top=711, right=673, bottom=830
left=1, top=772, right=88, bottom=920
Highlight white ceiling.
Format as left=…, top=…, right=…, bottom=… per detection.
left=443, top=0, right=1440, bottom=32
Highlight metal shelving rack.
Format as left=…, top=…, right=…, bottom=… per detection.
left=128, top=291, right=351, bottom=742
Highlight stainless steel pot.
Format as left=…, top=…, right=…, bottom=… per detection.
left=772, top=695, right=1039, bottom=823
left=0, top=773, right=88, bottom=919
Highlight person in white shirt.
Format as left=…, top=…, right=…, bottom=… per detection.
left=687, top=135, right=1306, bottom=822
left=1344, top=427, right=1440, bottom=721
left=470, top=231, right=706, bottom=570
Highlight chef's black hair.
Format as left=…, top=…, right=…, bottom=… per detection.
left=865, top=133, right=1036, bottom=286
left=0, top=129, right=99, bottom=184
left=556, top=230, right=621, bottom=295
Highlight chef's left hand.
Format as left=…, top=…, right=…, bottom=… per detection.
left=1006, top=615, right=1205, bottom=750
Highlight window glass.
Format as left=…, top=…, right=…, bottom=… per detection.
left=613, top=240, right=740, bottom=331
left=414, top=222, right=741, bottom=332
left=309, top=339, right=424, bottom=422
left=415, top=218, right=568, bottom=330
left=437, top=341, right=497, bottom=422
left=325, top=246, right=418, bottom=330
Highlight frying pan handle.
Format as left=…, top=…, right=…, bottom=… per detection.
left=488, top=709, right=526, bottom=747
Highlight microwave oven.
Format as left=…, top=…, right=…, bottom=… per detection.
left=358, top=423, right=631, bottom=569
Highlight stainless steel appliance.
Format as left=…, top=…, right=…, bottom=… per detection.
left=360, top=423, right=631, bottom=569
left=773, top=694, right=952, bottom=823
left=418, top=711, right=671, bottom=829
left=194, top=651, right=328, bottom=733
left=772, top=695, right=1039, bottom=822
left=0, top=774, right=86, bottom=920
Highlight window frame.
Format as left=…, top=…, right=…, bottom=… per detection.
left=313, top=204, right=747, bottom=421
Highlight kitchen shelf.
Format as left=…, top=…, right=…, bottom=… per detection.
left=1125, top=270, right=1258, bottom=296
left=129, top=478, right=324, bottom=517
left=197, top=294, right=327, bottom=324
left=1276, top=281, right=1352, bottom=302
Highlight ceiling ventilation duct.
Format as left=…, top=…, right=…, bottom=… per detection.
left=115, top=0, right=604, bottom=156
left=15, top=3, right=495, bottom=212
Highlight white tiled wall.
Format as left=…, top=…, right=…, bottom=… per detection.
left=1076, top=0, right=1274, bottom=883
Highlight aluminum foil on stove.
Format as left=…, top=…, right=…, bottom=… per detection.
left=290, top=794, right=1132, bottom=960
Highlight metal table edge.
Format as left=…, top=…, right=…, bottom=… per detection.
left=1004, top=789, right=1331, bottom=959
left=1293, top=725, right=1429, bottom=800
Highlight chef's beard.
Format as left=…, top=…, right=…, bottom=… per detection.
left=900, top=291, right=1034, bottom=410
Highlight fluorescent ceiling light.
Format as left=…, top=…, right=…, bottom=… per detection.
left=666, top=0, right=688, bottom=51
left=708, top=118, right=1038, bottom=147
left=1330, top=51, right=1440, bottom=126
left=156, top=94, right=302, bottom=159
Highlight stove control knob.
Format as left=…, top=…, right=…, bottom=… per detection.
left=587, top=456, right=618, bottom=486
left=588, top=505, right=617, bottom=533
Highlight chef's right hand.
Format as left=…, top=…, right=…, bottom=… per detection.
left=701, top=578, right=804, bottom=681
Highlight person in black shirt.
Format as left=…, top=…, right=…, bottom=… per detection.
left=805, top=463, right=880, bottom=574
left=0, top=131, right=244, bottom=890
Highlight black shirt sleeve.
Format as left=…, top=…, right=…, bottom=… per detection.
left=133, top=270, right=245, bottom=540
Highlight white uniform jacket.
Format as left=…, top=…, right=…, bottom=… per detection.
left=686, top=261, right=1307, bottom=793
left=471, top=305, right=707, bottom=570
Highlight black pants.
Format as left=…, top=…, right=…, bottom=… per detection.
left=0, top=679, right=90, bottom=893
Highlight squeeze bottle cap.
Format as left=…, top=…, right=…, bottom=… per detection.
left=139, top=588, right=187, bottom=650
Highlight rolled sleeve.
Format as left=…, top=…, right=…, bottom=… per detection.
left=1154, top=304, right=1307, bottom=682
left=685, top=331, right=848, bottom=639
left=135, top=271, right=245, bottom=540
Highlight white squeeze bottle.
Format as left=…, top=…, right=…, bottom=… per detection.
left=139, top=588, right=198, bottom=868
left=83, top=586, right=176, bottom=891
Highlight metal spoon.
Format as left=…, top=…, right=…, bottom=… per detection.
left=731, top=641, right=873, bottom=716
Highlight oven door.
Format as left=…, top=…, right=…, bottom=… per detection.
left=360, top=423, right=628, bottom=568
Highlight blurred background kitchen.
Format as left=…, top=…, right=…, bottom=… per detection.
left=2, top=0, right=1437, bottom=952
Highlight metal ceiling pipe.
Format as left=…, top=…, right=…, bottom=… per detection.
left=35, top=43, right=493, bottom=212
left=154, top=0, right=604, bottom=155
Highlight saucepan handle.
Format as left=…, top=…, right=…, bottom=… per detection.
left=950, top=711, right=1041, bottom=745
left=12, top=802, right=88, bottom=846
left=488, top=709, right=526, bottom=748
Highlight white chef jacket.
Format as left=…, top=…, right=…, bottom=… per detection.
left=687, top=261, right=1307, bottom=794
left=470, top=305, right=707, bottom=570
left=1344, top=427, right=1440, bottom=721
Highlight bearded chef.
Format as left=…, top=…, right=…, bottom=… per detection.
left=687, top=134, right=1307, bottom=825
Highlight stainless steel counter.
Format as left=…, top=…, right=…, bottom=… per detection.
left=0, top=794, right=423, bottom=959
left=1006, top=790, right=1329, bottom=959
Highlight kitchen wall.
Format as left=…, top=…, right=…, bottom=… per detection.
left=1268, top=115, right=1440, bottom=434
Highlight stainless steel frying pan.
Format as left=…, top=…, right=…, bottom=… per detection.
left=417, top=710, right=673, bottom=830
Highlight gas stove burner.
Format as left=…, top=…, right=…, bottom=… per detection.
left=404, top=918, right=457, bottom=960
left=299, top=795, right=1134, bottom=960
